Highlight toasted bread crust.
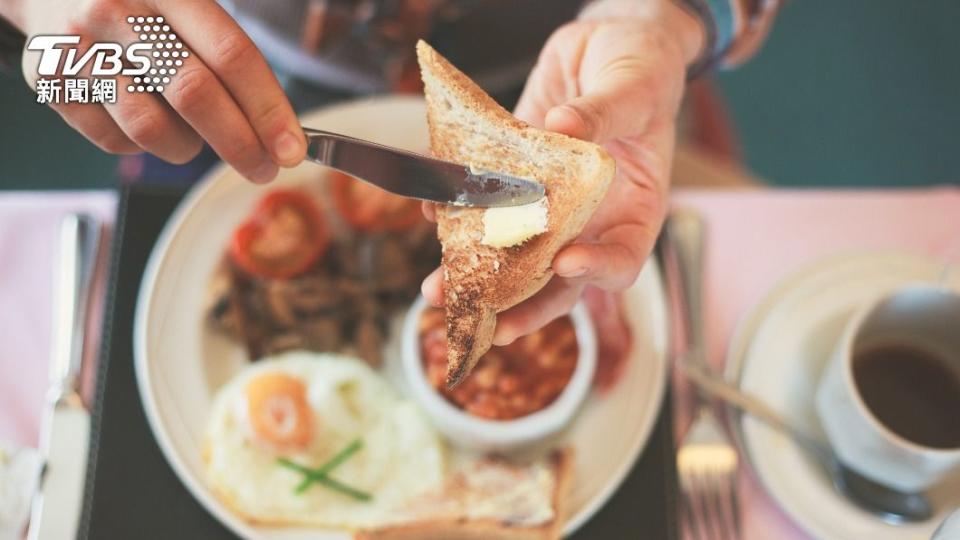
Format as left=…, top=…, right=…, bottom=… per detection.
left=355, top=520, right=552, bottom=540
left=416, top=41, right=615, bottom=386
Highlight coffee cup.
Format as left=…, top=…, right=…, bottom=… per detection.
left=816, top=285, right=960, bottom=492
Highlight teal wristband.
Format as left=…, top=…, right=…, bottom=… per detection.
left=676, top=0, right=737, bottom=78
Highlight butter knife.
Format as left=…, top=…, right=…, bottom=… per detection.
left=27, top=213, right=101, bottom=540
left=303, top=127, right=545, bottom=208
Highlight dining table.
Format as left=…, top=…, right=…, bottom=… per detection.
left=1, top=182, right=959, bottom=539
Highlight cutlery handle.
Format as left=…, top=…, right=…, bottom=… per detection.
left=49, top=213, right=101, bottom=405
left=666, top=209, right=707, bottom=365
left=682, top=362, right=834, bottom=462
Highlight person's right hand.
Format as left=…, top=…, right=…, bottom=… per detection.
left=16, top=0, right=305, bottom=183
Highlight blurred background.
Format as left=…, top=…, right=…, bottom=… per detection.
left=1, top=0, right=959, bottom=190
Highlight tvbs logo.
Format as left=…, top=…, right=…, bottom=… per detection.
left=29, top=36, right=153, bottom=77
left=27, top=16, right=187, bottom=104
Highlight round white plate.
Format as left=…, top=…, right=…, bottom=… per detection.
left=725, top=252, right=960, bottom=540
left=134, top=96, right=670, bottom=539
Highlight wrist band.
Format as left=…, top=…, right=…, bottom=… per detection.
left=674, top=0, right=737, bottom=79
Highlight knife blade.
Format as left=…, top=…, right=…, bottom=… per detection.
left=303, top=127, right=546, bottom=208
left=27, top=213, right=101, bottom=540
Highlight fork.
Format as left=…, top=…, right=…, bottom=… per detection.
left=665, top=210, right=742, bottom=540
left=677, top=389, right=742, bottom=540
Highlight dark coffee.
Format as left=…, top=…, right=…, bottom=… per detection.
left=853, top=344, right=960, bottom=449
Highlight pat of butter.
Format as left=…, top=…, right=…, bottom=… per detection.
left=481, top=197, right=549, bottom=248
left=469, top=164, right=486, bottom=175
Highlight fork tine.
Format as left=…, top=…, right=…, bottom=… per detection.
left=698, top=467, right=718, bottom=540
left=726, top=468, right=742, bottom=539
left=681, top=484, right=705, bottom=540
left=681, top=468, right=709, bottom=540
left=694, top=468, right=722, bottom=540
left=715, top=465, right=738, bottom=540
left=704, top=463, right=728, bottom=540
left=678, top=409, right=741, bottom=540
left=710, top=463, right=741, bottom=540
left=705, top=465, right=727, bottom=540
left=710, top=463, right=739, bottom=540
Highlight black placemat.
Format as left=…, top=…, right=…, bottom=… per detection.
left=79, top=183, right=679, bottom=540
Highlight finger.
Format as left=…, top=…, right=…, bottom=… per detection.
left=545, top=80, right=651, bottom=145
left=493, top=278, right=583, bottom=346
left=73, top=19, right=204, bottom=163
left=421, top=201, right=437, bottom=222
left=71, top=10, right=276, bottom=181
left=512, top=60, right=552, bottom=128
left=553, top=235, right=646, bottom=291
left=512, top=23, right=586, bottom=127
left=50, top=102, right=140, bottom=155
left=544, top=26, right=684, bottom=143
left=103, top=73, right=204, bottom=164
left=421, top=267, right=444, bottom=307
left=24, top=30, right=139, bottom=156
left=156, top=1, right=306, bottom=167
left=162, top=52, right=278, bottom=183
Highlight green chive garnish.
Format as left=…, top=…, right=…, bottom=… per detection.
left=277, top=438, right=372, bottom=501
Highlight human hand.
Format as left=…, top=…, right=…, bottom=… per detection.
left=14, top=0, right=305, bottom=183
left=422, top=0, right=703, bottom=344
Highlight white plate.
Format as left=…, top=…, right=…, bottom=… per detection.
left=134, top=96, right=670, bottom=539
left=725, top=252, right=960, bottom=540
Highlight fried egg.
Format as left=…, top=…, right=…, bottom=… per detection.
left=203, top=352, right=445, bottom=528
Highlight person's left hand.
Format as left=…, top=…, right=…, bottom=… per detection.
left=422, top=0, right=704, bottom=345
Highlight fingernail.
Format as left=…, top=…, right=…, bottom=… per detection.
left=423, top=287, right=444, bottom=308
left=274, top=131, right=303, bottom=164
left=492, top=327, right=515, bottom=347
left=558, top=266, right=589, bottom=278
left=546, top=104, right=592, bottom=141
left=251, top=161, right=278, bottom=184
left=421, top=272, right=444, bottom=307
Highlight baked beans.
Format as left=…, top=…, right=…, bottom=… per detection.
left=419, top=308, right=578, bottom=420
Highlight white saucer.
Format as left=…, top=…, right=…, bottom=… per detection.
left=725, top=252, right=960, bottom=540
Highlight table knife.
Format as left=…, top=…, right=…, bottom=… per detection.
left=27, top=214, right=101, bottom=540
left=303, top=127, right=545, bottom=208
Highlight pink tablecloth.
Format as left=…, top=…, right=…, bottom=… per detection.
left=1, top=186, right=958, bottom=539
left=0, top=192, right=116, bottom=448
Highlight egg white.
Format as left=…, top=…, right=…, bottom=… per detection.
left=203, top=352, right=445, bottom=528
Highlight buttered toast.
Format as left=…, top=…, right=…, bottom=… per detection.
left=416, top=41, right=615, bottom=387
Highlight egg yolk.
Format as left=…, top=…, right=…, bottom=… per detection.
left=245, top=373, right=314, bottom=451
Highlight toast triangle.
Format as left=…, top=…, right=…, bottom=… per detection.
left=416, top=41, right=615, bottom=387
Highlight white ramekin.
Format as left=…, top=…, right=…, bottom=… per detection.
left=401, top=295, right=597, bottom=452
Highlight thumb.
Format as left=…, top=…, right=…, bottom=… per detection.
left=544, top=21, right=687, bottom=144
left=544, top=58, right=656, bottom=144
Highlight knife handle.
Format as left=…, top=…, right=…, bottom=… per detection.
left=48, top=213, right=101, bottom=406
left=664, top=209, right=707, bottom=366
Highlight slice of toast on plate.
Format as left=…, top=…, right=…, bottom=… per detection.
left=355, top=449, right=573, bottom=540
left=416, top=41, right=615, bottom=387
